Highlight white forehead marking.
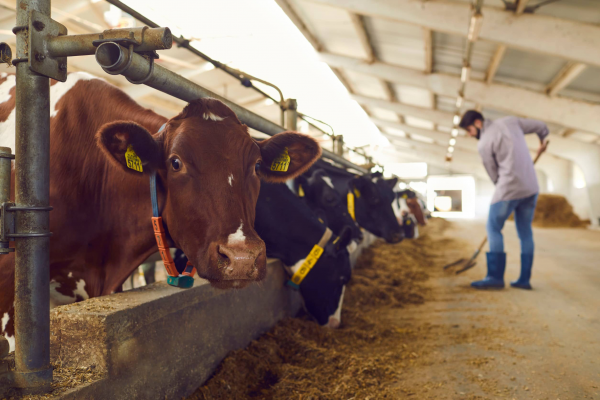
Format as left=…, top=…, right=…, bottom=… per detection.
left=51, top=72, right=97, bottom=118
left=203, top=112, right=225, bottom=122
left=227, top=220, right=246, bottom=245
left=2, top=312, right=14, bottom=352
left=0, top=74, right=15, bottom=104
left=0, top=72, right=7, bottom=79
left=329, top=285, right=346, bottom=323
left=228, top=174, right=234, bottom=186
left=321, top=176, right=334, bottom=189
left=74, top=279, right=89, bottom=301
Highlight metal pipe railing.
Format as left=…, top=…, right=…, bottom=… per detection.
left=46, top=26, right=172, bottom=57
left=94, top=42, right=367, bottom=173
left=102, top=0, right=373, bottom=170
left=13, top=0, right=53, bottom=392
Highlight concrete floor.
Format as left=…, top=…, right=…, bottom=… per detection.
left=392, top=220, right=600, bottom=399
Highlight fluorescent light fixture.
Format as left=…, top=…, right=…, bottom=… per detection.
left=453, top=115, right=460, bottom=125
left=448, top=146, right=454, bottom=153
left=449, top=138, right=456, bottom=146
left=468, top=13, right=483, bottom=42
left=451, top=129, right=459, bottom=137
left=461, top=66, right=471, bottom=83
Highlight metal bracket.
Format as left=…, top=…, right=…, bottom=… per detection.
left=28, top=9, right=68, bottom=82
left=0, top=202, right=53, bottom=254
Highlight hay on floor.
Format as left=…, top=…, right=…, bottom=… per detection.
left=509, top=194, right=587, bottom=228
left=187, top=218, right=456, bottom=400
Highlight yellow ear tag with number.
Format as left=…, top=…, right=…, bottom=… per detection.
left=353, top=188, right=361, bottom=198
left=298, top=184, right=305, bottom=197
left=125, top=145, right=143, bottom=172
left=270, top=147, right=290, bottom=172
left=347, top=192, right=356, bottom=221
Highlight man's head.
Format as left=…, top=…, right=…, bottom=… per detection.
left=459, top=110, right=484, bottom=139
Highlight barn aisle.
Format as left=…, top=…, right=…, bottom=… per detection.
left=391, top=220, right=600, bottom=399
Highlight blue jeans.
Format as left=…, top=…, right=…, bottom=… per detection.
left=487, top=194, right=538, bottom=254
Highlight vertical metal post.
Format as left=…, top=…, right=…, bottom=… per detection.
left=333, top=135, right=344, bottom=157
left=284, top=98, right=297, bottom=131
left=13, top=0, right=53, bottom=392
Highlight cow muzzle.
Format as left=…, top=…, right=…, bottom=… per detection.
left=207, top=238, right=267, bottom=289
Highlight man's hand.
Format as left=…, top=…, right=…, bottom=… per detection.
left=535, top=139, right=549, bottom=160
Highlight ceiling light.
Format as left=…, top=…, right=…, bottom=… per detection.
left=461, top=66, right=471, bottom=83
left=449, top=138, right=456, bottom=146
left=468, top=13, right=483, bottom=42
left=451, top=129, right=458, bottom=137
left=453, top=115, right=460, bottom=125
left=448, top=146, right=455, bottom=153
left=455, top=96, right=463, bottom=108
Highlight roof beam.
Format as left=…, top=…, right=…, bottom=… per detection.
left=275, top=0, right=323, bottom=51
left=423, top=28, right=433, bottom=74
left=352, top=93, right=453, bottom=127
left=320, top=52, right=600, bottom=135
left=348, top=12, right=375, bottom=63
left=515, top=0, right=530, bottom=15
left=546, top=62, right=587, bottom=97
left=485, top=44, right=506, bottom=84
left=305, top=0, right=600, bottom=67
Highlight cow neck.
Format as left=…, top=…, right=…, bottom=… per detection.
left=148, top=123, right=197, bottom=289
left=286, top=227, right=332, bottom=289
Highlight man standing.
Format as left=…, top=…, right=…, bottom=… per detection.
left=459, top=110, right=549, bottom=289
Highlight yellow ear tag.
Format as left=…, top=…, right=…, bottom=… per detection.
left=402, top=194, right=408, bottom=199
left=406, top=219, right=411, bottom=225
left=298, top=184, right=305, bottom=197
left=270, top=147, right=290, bottom=172
left=347, top=192, right=356, bottom=221
left=353, top=188, right=361, bottom=198
left=125, top=145, right=143, bottom=172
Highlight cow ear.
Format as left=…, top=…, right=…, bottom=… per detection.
left=384, top=177, right=398, bottom=189
left=348, top=176, right=366, bottom=195
left=334, top=225, right=353, bottom=253
left=97, top=121, right=163, bottom=174
left=256, top=132, right=321, bottom=183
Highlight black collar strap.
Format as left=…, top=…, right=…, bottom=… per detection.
left=287, top=227, right=333, bottom=289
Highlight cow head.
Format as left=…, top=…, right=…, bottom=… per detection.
left=97, top=98, right=320, bottom=289
left=349, top=174, right=403, bottom=243
left=255, top=182, right=352, bottom=328
left=296, top=169, right=363, bottom=245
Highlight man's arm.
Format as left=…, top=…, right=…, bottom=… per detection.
left=517, top=117, right=549, bottom=158
left=480, top=144, right=499, bottom=184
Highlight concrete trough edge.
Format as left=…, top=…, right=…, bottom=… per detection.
left=48, top=232, right=376, bottom=399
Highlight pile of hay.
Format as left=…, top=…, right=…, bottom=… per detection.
left=187, top=219, right=455, bottom=399
left=509, top=194, right=587, bottom=228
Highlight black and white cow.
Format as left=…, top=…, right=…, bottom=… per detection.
left=303, top=161, right=403, bottom=244
left=174, top=181, right=353, bottom=328
left=295, top=168, right=363, bottom=247
left=255, top=182, right=353, bottom=328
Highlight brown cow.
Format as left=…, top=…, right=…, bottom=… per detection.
left=0, top=72, right=321, bottom=352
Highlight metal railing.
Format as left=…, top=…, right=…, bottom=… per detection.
left=1, top=0, right=374, bottom=393
left=104, top=0, right=375, bottom=169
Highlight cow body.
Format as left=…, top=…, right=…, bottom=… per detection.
left=255, top=182, right=352, bottom=328
left=0, top=72, right=320, bottom=351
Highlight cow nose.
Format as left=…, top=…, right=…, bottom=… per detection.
left=217, top=242, right=265, bottom=280
left=387, top=231, right=404, bottom=244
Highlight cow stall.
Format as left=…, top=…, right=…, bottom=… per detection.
left=0, top=0, right=379, bottom=397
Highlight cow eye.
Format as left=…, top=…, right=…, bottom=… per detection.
left=171, top=158, right=182, bottom=171
left=255, top=162, right=261, bottom=174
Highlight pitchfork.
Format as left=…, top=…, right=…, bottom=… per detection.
left=443, top=141, right=548, bottom=274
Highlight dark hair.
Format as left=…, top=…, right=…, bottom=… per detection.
left=459, top=110, right=483, bottom=129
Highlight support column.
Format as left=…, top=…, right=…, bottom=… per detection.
left=284, top=98, right=297, bottom=131
left=13, top=0, right=53, bottom=392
